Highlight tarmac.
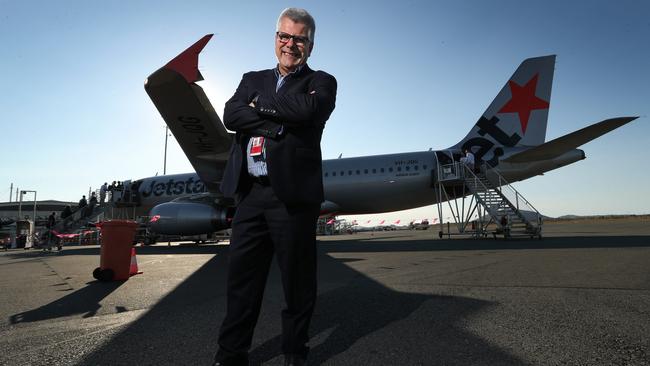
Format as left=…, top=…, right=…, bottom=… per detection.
left=1, top=218, right=649, bottom=365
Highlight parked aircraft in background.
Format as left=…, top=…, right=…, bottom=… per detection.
left=110, top=35, right=636, bottom=237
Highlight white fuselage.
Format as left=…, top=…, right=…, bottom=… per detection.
left=321, top=151, right=437, bottom=214
left=132, top=148, right=584, bottom=217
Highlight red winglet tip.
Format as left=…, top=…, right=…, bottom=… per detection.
left=165, top=34, right=214, bottom=83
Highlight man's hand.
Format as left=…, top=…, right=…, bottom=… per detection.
left=249, top=94, right=260, bottom=108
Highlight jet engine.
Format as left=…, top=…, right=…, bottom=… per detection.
left=148, top=201, right=232, bottom=235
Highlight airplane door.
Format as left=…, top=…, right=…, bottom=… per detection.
left=432, top=150, right=454, bottom=187
left=434, top=150, right=463, bottom=184
left=435, top=150, right=455, bottom=165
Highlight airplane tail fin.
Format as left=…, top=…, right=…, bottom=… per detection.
left=451, top=55, right=556, bottom=160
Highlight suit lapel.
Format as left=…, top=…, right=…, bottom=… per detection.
left=264, top=69, right=276, bottom=95
left=272, top=65, right=314, bottom=95
left=285, top=65, right=311, bottom=91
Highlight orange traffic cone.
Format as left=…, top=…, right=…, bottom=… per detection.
left=129, top=247, right=143, bottom=276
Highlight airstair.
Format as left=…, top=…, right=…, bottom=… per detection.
left=48, top=204, right=102, bottom=238
left=41, top=200, right=139, bottom=246
left=34, top=181, right=143, bottom=248
left=435, top=160, right=543, bottom=239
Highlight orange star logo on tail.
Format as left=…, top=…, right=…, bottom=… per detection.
left=497, top=74, right=549, bottom=134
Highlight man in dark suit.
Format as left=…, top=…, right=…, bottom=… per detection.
left=214, top=7, right=337, bottom=366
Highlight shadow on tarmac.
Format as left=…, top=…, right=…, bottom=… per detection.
left=2, top=243, right=227, bottom=259
left=19, top=235, right=644, bottom=363
left=9, top=281, right=124, bottom=324
left=322, top=235, right=650, bottom=253
left=249, top=269, right=521, bottom=365
left=5, top=234, right=649, bottom=260
left=77, top=244, right=527, bottom=365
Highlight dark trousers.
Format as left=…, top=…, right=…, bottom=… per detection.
left=216, top=182, right=319, bottom=364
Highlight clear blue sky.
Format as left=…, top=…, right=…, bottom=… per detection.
left=1, top=0, right=648, bottom=221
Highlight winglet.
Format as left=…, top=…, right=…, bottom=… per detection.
left=165, top=34, right=213, bottom=83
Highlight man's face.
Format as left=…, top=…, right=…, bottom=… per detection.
left=275, top=17, right=313, bottom=75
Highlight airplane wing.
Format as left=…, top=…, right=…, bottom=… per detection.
left=144, top=34, right=232, bottom=194
left=502, top=116, right=638, bottom=163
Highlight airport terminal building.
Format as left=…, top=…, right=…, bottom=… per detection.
left=0, top=200, right=75, bottom=224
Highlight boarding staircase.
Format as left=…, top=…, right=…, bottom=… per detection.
left=41, top=200, right=139, bottom=244
left=462, top=163, right=542, bottom=239
left=435, top=161, right=543, bottom=239
left=52, top=205, right=106, bottom=234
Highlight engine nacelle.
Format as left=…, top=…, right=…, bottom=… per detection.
left=148, top=202, right=232, bottom=235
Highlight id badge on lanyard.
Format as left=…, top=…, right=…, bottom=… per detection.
left=250, top=137, right=265, bottom=157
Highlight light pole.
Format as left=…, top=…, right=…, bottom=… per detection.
left=163, top=126, right=170, bottom=175
left=18, top=190, right=37, bottom=222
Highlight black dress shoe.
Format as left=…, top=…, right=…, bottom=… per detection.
left=284, top=354, right=306, bottom=366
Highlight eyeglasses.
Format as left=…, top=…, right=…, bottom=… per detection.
left=276, top=32, right=310, bottom=46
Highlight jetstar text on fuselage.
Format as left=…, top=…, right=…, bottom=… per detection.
left=140, top=177, right=206, bottom=197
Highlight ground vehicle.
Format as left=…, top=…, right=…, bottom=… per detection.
left=409, top=220, right=430, bottom=230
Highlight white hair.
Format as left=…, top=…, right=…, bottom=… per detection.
left=276, top=7, right=316, bottom=42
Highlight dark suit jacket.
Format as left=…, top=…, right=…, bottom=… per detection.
left=220, top=65, right=337, bottom=206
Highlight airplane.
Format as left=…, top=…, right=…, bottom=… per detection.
left=116, top=34, right=637, bottom=238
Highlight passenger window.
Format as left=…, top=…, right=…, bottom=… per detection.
left=372, top=168, right=376, bottom=174
left=397, top=167, right=402, bottom=172
left=389, top=167, right=393, bottom=172
left=333, top=172, right=336, bottom=176
left=364, top=169, right=368, bottom=174
left=381, top=168, right=385, bottom=173
left=356, top=170, right=360, bottom=175
left=324, top=172, right=329, bottom=177
left=405, top=166, right=410, bottom=171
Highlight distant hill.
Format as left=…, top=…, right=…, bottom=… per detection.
left=552, top=214, right=650, bottom=221
left=557, top=215, right=581, bottom=220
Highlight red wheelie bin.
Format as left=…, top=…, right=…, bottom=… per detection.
left=93, top=220, right=138, bottom=281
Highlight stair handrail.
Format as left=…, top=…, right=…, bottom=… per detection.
left=437, top=161, right=463, bottom=182
left=50, top=202, right=114, bottom=235
left=50, top=205, right=85, bottom=233
left=481, top=161, right=543, bottom=229
left=453, top=162, right=510, bottom=223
